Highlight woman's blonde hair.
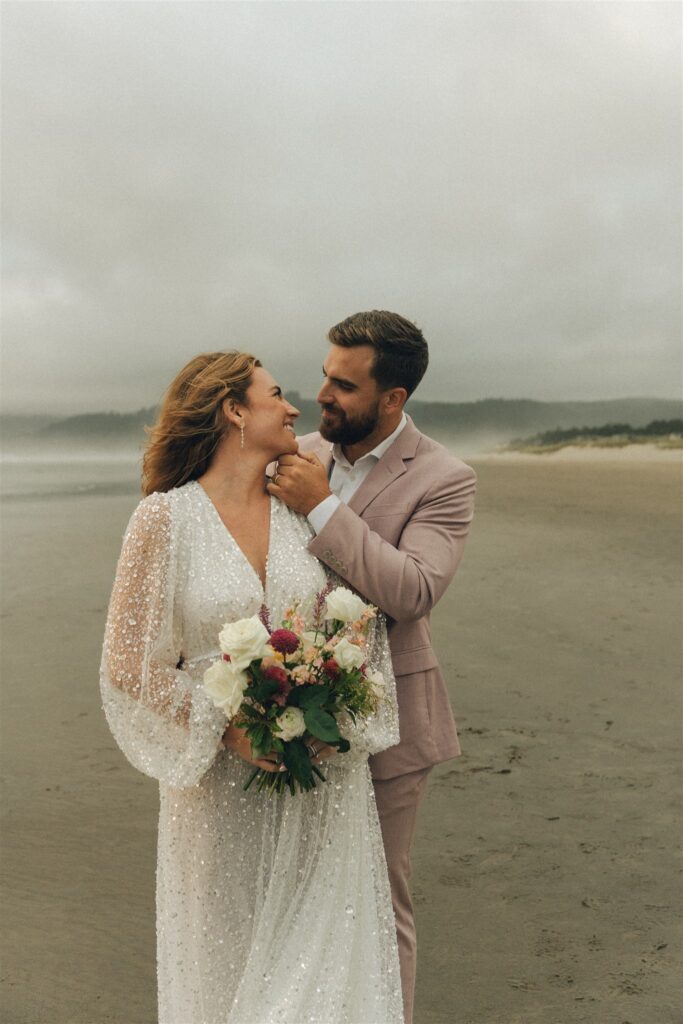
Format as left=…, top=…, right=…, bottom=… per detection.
left=142, top=351, right=261, bottom=495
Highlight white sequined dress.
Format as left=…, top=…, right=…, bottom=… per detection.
left=100, top=481, right=403, bottom=1024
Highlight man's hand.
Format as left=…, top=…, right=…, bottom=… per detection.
left=266, top=451, right=332, bottom=516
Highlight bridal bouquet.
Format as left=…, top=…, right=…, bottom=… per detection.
left=202, top=586, right=386, bottom=795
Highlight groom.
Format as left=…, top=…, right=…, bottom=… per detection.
left=268, top=310, right=476, bottom=1024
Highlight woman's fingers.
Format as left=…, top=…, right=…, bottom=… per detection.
left=308, top=743, right=336, bottom=763
left=253, top=757, right=282, bottom=773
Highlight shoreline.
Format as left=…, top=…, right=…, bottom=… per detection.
left=470, top=442, right=682, bottom=463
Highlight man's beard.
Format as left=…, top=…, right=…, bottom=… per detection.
left=319, top=401, right=380, bottom=445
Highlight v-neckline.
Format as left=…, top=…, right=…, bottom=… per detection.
left=194, top=480, right=274, bottom=594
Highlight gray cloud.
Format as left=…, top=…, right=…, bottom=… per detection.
left=2, top=1, right=680, bottom=414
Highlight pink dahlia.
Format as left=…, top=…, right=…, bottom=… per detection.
left=269, top=629, right=300, bottom=655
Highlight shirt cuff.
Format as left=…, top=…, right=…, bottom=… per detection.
left=307, top=494, right=341, bottom=535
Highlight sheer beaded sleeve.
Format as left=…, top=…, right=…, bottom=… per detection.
left=350, top=609, right=400, bottom=756
left=333, top=606, right=403, bottom=761
left=99, top=492, right=226, bottom=788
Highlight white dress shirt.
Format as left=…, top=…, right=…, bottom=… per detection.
left=307, top=413, right=408, bottom=534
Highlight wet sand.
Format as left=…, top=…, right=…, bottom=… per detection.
left=1, top=455, right=681, bottom=1023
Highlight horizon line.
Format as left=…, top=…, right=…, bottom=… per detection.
left=2, top=394, right=681, bottom=420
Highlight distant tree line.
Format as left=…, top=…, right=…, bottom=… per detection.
left=514, top=419, right=683, bottom=446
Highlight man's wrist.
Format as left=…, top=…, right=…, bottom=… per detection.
left=307, top=494, right=341, bottom=534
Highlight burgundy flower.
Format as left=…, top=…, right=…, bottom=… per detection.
left=323, top=658, right=340, bottom=679
left=269, top=629, right=300, bottom=655
left=222, top=653, right=231, bottom=662
left=263, top=664, right=288, bottom=685
left=263, top=664, right=292, bottom=706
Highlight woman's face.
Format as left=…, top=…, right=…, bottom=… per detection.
left=239, top=366, right=300, bottom=456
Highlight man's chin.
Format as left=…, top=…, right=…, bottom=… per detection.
left=319, top=418, right=347, bottom=443
left=319, top=420, right=336, bottom=442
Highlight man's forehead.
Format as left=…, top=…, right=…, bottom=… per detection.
left=324, top=345, right=375, bottom=376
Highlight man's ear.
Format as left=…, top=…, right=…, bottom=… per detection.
left=383, top=387, right=407, bottom=412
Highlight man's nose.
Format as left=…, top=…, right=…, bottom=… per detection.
left=317, top=382, right=331, bottom=405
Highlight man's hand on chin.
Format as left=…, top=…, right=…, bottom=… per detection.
left=267, top=451, right=332, bottom=516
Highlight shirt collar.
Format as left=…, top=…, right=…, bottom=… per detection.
left=332, top=412, right=408, bottom=469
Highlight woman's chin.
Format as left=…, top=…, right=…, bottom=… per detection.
left=267, top=433, right=298, bottom=458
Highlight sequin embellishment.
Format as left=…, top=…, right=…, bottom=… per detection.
left=100, top=482, right=403, bottom=1023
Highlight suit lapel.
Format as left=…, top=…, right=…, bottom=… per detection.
left=348, top=416, right=421, bottom=517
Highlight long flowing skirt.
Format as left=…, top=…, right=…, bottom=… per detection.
left=156, top=747, right=404, bottom=1024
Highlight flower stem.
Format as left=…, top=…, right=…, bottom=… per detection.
left=243, top=767, right=261, bottom=791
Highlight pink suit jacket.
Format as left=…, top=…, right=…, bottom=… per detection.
left=298, top=416, right=477, bottom=780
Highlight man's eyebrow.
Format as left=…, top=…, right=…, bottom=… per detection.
left=322, top=366, right=357, bottom=388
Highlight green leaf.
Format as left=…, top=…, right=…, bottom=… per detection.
left=304, top=707, right=341, bottom=743
left=248, top=724, right=272, bottom=759
left=248, top=678, right=279, bottom=703
left=298, top=685, right=330, bottom=710
left=283, top=738, right=313, bottom=787
left=239, top=705, right=263, bottom=721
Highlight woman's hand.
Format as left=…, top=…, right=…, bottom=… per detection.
left=306, top=740, right=337, bottom=765
left=222, top=722, right=283, bottom=773
left=223, top=723, right=337, bottom=772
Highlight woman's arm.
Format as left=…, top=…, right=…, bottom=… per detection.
left=100, top=493, right=226, bottom=788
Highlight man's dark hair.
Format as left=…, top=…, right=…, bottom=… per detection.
left=327, top=310, right=429, bottom=397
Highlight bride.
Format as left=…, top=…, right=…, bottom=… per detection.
left=99, top=351, right=404, bottom=1024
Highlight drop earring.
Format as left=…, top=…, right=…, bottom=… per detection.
left=240, top=422, right=245, bottom=449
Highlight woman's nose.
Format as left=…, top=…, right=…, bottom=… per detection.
left=288, top=402, right=300, bottom=418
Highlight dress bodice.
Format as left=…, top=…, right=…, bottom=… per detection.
left=170, top=482, right=326, bottom=664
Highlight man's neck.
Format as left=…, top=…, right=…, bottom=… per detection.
left=341, top=412, right=404, bottom=465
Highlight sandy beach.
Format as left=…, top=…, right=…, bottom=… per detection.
left=1, top=453, right=681, bottom=1024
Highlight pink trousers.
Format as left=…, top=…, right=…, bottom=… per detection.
left=372, top=766, right=433, bottom=1024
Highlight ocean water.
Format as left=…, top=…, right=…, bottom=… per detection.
left=0, top=455, right=142, bottom=501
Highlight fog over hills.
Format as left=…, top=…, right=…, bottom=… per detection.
left=3, top=397, right=681, bottom=459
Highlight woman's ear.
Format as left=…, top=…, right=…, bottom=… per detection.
left=221, top=397, right=244, bottom=429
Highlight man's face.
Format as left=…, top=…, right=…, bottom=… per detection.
left=316, top=344, right=382, bottom=445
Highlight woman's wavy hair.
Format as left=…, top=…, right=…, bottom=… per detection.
left=142, top=351, right=261, bottom=495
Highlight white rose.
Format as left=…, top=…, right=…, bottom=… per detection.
left=334, top=637, right=366, bottom=671
left=302, top=629, right=324, bottom=648
left=324, top=587, right=369, bottom=623
left=365, top=669, right=386, bottom=698
left=203, top=660, right=249, bottom=719
left=276, top=706, right=306, bottom=742
left=218, top=615, right=270, bottom=669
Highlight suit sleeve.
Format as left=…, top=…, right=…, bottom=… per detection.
left=308, top=464, right=476, bottom=623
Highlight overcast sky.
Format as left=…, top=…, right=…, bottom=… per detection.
left=2, top=1, right=681, bottom=415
